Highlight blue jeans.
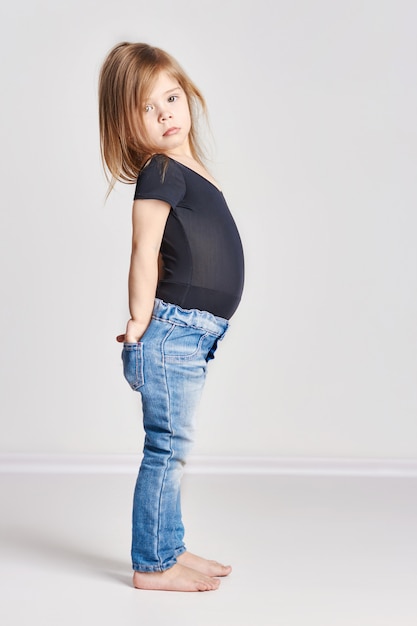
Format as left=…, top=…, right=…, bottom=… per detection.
left=122, top=299, right=229, bottom=572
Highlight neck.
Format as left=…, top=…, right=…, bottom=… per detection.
left=165, top=136, right=193, bottom=160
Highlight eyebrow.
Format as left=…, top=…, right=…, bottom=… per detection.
left=146, top=86, right=181, bottom=100
left=143, top=86, right=182, bottom=104
left=163, top=86, right=181, bottom=95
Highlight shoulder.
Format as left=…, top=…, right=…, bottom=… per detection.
left=134, top=155, right=186, bottom=205
left=139, top=155, right=184, bottom=184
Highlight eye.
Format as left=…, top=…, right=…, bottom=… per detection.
left=167, top=95, right=178, bottom=103
left=144, top=104, right=153, bottom=113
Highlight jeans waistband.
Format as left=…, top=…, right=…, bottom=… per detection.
left=152, top=299, right=229, bottom=337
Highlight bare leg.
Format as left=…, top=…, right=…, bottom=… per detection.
left=177, top=551, right=232, bottom=577
left=133, top=563, right=220, bottom=592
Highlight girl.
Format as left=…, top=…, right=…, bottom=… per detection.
left=98, top=43, right=244, bottom=592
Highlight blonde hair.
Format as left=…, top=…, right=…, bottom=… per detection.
left=98, top=42, right=207, bottom=195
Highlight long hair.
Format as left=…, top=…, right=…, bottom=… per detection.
left=98, top=42, right=207, bottom=195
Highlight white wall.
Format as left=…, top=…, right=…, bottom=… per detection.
left=1, top=0, right=416, bottom=458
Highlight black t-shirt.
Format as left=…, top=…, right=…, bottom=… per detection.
left=134, top=155, right=244, bottom=319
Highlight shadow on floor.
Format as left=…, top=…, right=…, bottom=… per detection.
left=1, top=525, right=132, bottom=586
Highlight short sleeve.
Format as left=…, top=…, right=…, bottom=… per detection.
left=133, top=156, right=186, bottom=208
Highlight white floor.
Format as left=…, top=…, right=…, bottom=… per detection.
left=1, top=470, right=417, bottom=626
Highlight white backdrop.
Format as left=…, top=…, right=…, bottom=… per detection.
left=0, top=0, right=416, bottom=458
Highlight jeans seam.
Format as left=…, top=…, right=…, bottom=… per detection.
left=154, top=324, right=175, bottom=567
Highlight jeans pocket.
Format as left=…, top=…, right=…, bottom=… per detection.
left=163, top=325, right=209, bottom=361
left=122, top=343, right=144, bottom=391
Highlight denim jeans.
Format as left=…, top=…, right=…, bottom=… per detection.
left=122, top=299, right=229, bottom=572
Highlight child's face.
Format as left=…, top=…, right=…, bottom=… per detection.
left=141, top=71, right=192, bottom=156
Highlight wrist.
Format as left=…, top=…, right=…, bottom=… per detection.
left=125, top=318, right=149, bottom=343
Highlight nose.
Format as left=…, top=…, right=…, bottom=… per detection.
left=158, top=109, right=172, bottom=123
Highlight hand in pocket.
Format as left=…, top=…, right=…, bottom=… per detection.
left=121, top=343, right=145, bottom=391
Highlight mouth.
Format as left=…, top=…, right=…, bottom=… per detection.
left=163, top=127, right=180, bottom=137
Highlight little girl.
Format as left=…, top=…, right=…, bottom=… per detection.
left=98, top=43, right=244, bottom=592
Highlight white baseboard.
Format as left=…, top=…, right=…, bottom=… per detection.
left=1, top=454, right=417, bottom=477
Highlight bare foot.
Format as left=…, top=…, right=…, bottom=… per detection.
left=133, top=563, right=220, bottom=592
left=177, top=551, right=232, bottom=577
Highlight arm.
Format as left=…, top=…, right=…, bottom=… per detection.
left=117, top=198, right=171, bottom=343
